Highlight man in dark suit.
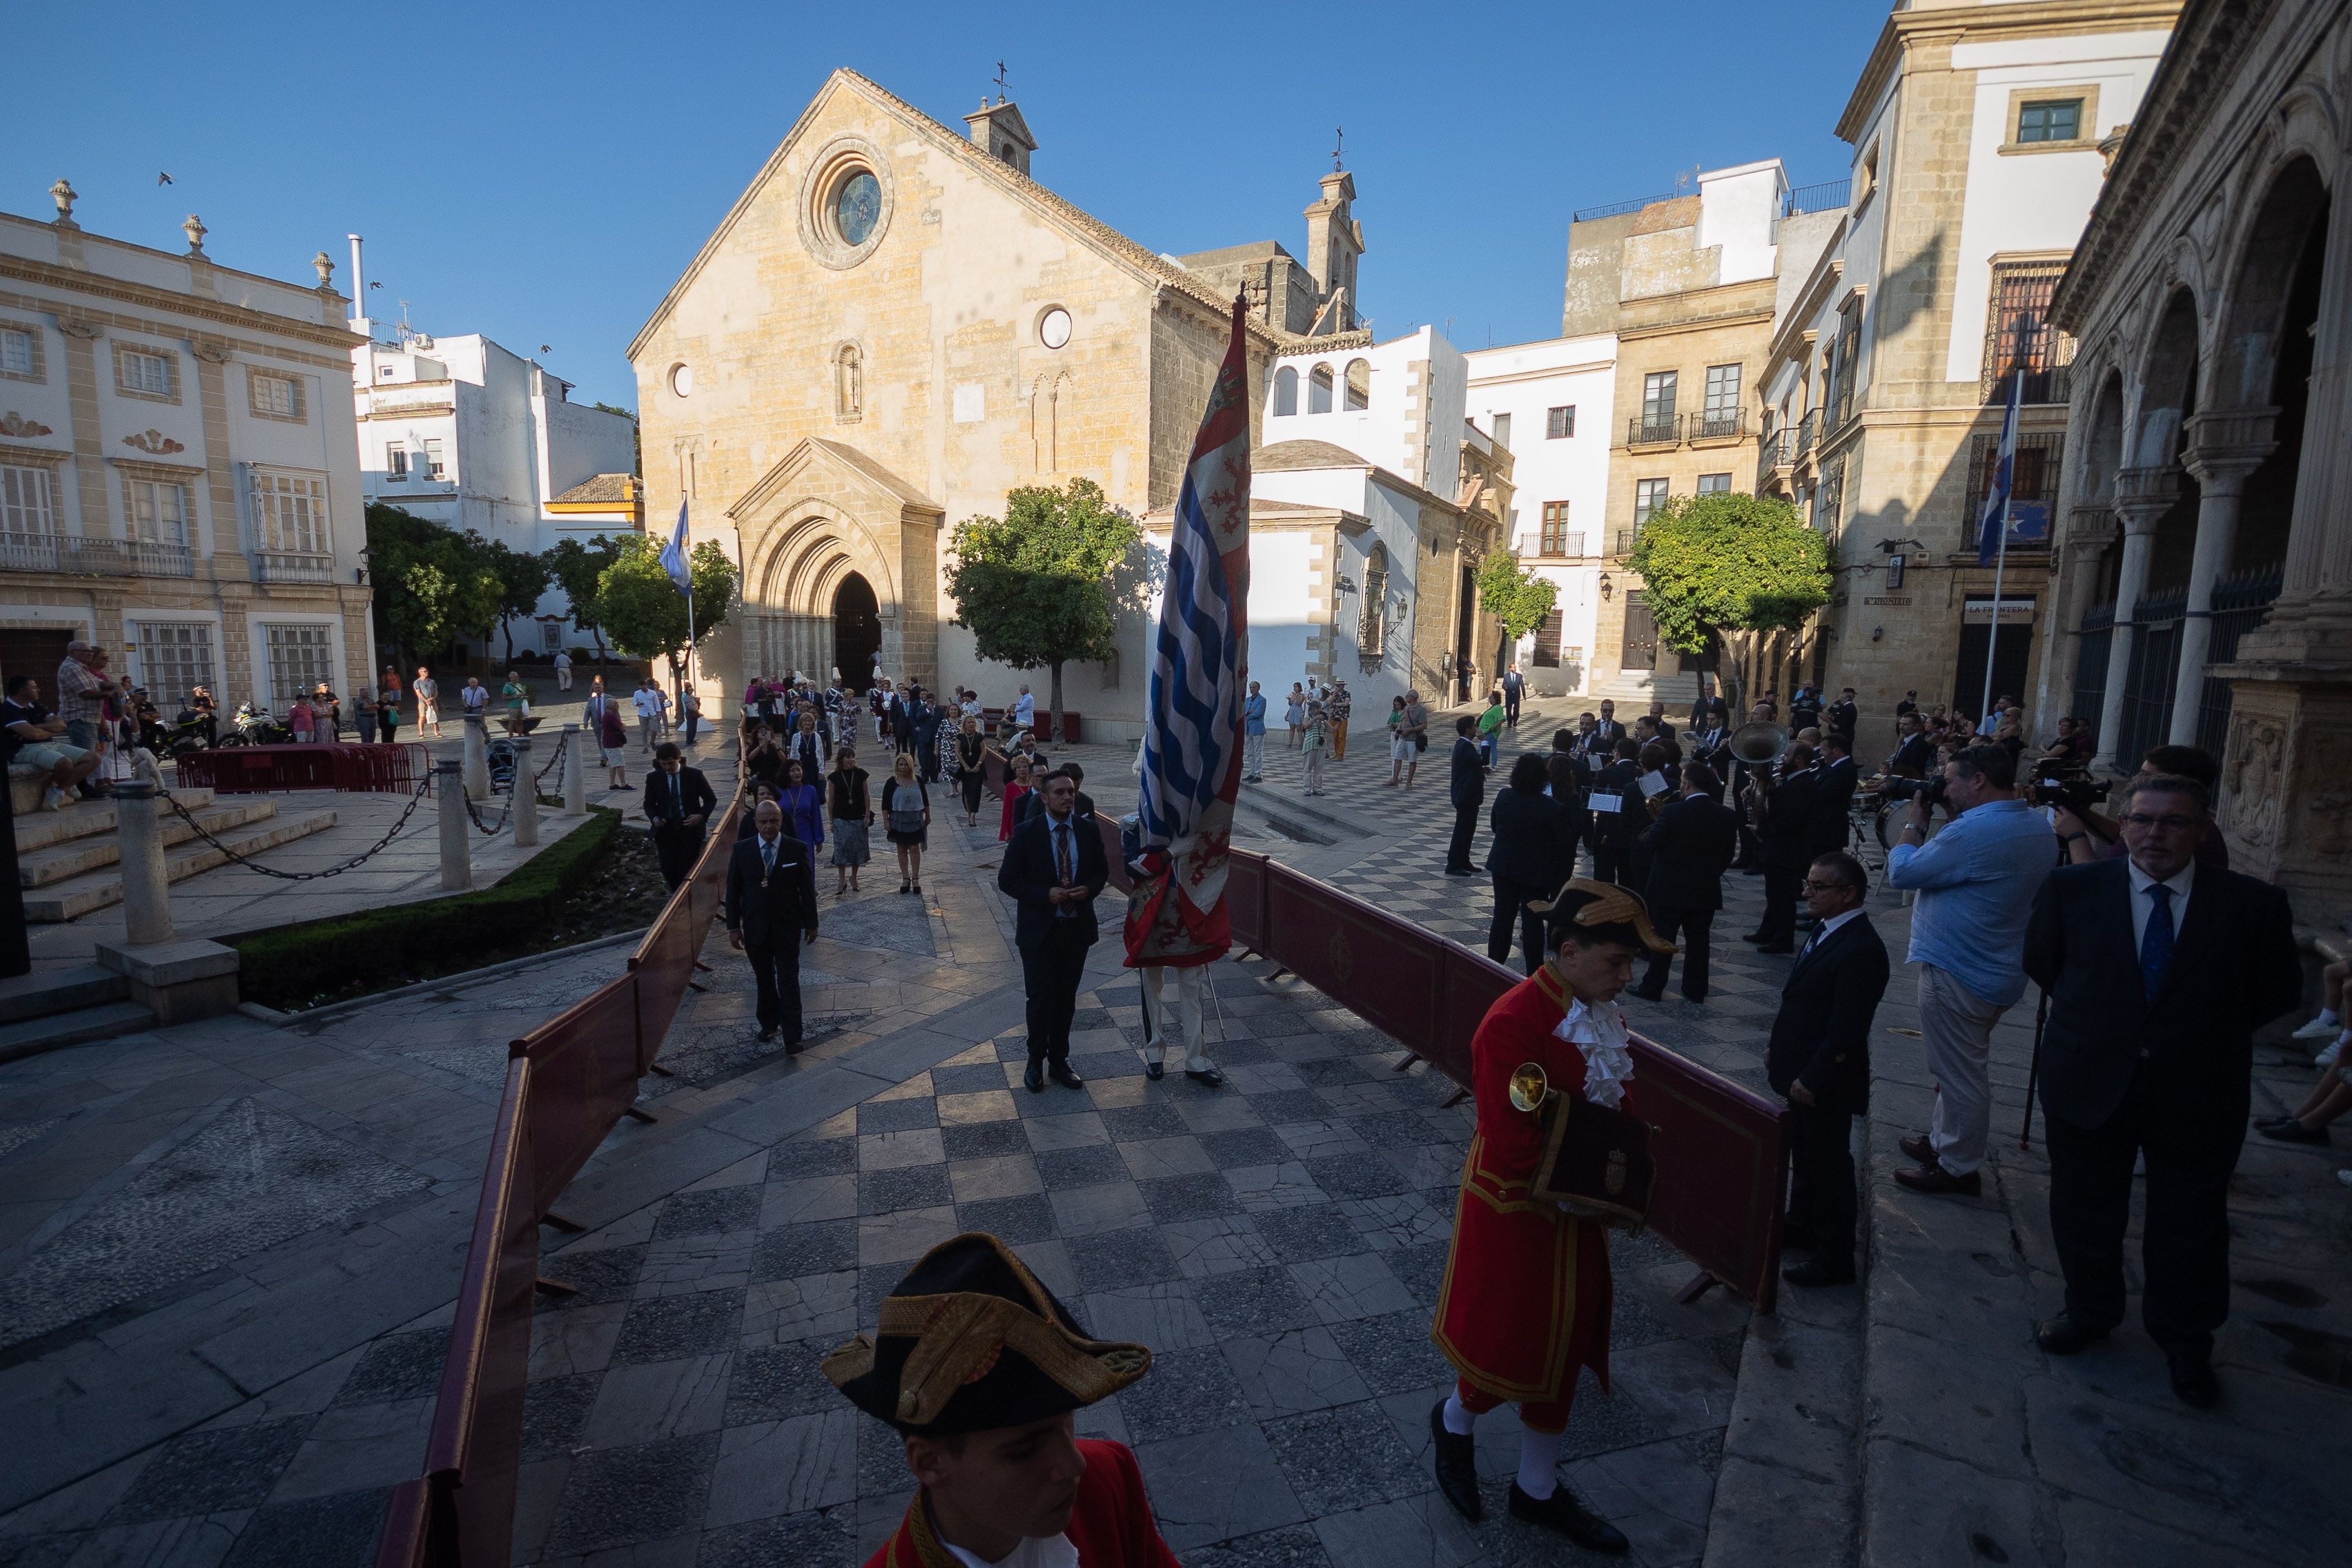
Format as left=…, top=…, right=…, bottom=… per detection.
left=1585, top=738, right=1643, bottom=886
left=643, top=742, right=718, bottom=889
left=1767, top=852, right=1890, bottom=1286
left=1809, top=731, right=1859, bottom=861
left=2022, top=773, right=2301, bottom=1407
left=1885, top=713, right=1934, bottom=778
left=1589, top=700, right=1626, bottom=748
left=1445, top=716, right=1484, bottom=876
left=1632, top=762, right=1740, bottom=1003
left=725, top=798, right=820, bottom=1046
left=1747, top=741, right=1818, bottom=952
left=998, top=770, right=1108, bottom=1092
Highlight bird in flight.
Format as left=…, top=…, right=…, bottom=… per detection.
left=157, top=172, right=173, bottom=186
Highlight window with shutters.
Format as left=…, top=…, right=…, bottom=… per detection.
left=0, top=322, right=41, bottom=382
left=248, top=370, right=305, bottom=421
left=1490, top=412, right=1511, bottom=449
left=114, top=343, right=179, bottom=402
left=262, top=623, right=335, bottom=707
left=422, top=438, right=447, bottom=480
left=1982, top=262, right=2073, bottom=404
left=137, top=622, right=215, bottom=699
left=1531, top=609, right=1562, bottom=669
left=1538, top=501, right=1577, bottom=557
left=1546, top=405, right=1575, bottom=440
left=1831, top=297, right=1862, bottom=426
left=1696, top=364, right=1742, bottom=438
left=1, top=464, right=57, bottom=539
left=1634, top=478, right=1669, bottom=527
left=386, top=444, right=409, bottom=479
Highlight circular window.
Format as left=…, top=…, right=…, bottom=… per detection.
left=668, top=362, right=694, bottom=398
left=798, top=137, right=894, bottom=270
left=835, top=172, right=882, bottom=248
left=1038, top=307, right=1072, bottom=350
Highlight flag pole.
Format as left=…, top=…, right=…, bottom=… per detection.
left=1979, top=369, right=2019, bottom=721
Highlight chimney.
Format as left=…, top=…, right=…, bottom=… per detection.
left=347, top=234, right=369, bottom=333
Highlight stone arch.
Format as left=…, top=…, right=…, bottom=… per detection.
left=2075, top=369, right=2128, bottom=515
left=1272, top=365, right=1297, bottom=417
left=2213, top=156, right=2332, bottom=409
left=742, top=502, right=904, bottom=680
left=2131, top=288, right=2203, bottom=468
left=1343, top=358, right=1371, bottom=411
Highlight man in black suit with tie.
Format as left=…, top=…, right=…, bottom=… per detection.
left=1826, top=688, right=1859, bottom=743
left=1590, top=700, right=1626, bottom=749
left=1748, top=741, right=1818, bottom=952
left=725, top=798, right=820, bottom=1046
left=1884, top=713, right=1934, bottom=778
left=643, top=742, right=718, bottom=890
left=1767, top=852, right=1890, bottom=1286
left=1809, top=731, right=1859, bottom=863
left=998, top=770, right=1108, bottom=1092
left=2022, top=773, right=2300, bottom=1407
left=1631, top=762, right=1739, bottom=1003
left=1445, top=716, right=1484, bottom=876
left=1584, top=738, right=1643, bottom=886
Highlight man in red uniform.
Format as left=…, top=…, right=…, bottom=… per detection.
left=1430, top=877, right=1673, bottom=1554
left=826, top=1232, right=1182, bottom=1567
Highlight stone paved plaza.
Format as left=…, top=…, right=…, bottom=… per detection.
left=0, top=707, right=2346, bottom=1567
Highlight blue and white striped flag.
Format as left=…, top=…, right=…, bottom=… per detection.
left=659, top=498, right=693, bottom=597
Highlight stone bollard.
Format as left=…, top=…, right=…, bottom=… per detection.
left=513, top=737, right=540, bottom=847
left=437, top=759, right=471, bottom=890
left=462, top=715, right=491, bottom=801
left=561, top=723, right=587, bottom=816
left=111, top=781, right=174, bottom=945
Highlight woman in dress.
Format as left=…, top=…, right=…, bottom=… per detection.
left=1284, top=683, right=1307, bottom=748
left=779, top=758, right=825, bottom=854
left=827, top=745, right=872, bottom=895
left=999, top=756, right=1034, bottom=843
left=881, top=751, right=930, bottom=895
left=792, top=711, right=824, bottom=782
left=953, top=716, right=988, bottom=825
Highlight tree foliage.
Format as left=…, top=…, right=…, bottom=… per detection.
left=944, top=478, right=1144, bottom=725
left=1477, top=549, right=1560, bottom=642
left=594, top=534, right=737, bottom=680
left=365, top=504, right=506, bottom=665
left=1623, top=493, right=1832, bottom=655
left=546, top=535, right=624, bottom=655
left=482, top=537, right=555, bottom=660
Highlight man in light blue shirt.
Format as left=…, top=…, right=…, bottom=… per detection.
left=1884, top=743, right=2056, bottom=1195
left=1242, top=680, right=1268, bottom=782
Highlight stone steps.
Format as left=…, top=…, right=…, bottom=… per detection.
left=23, top=807, right=340, bottom=923
left=17, top=798, right=284, bottom=888
left=13, top=788, right=219, bottom=855
left=0, top=1000, right=157, bottom=1063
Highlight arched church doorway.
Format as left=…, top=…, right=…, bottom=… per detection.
left=834, top=572, right=881, bottom=692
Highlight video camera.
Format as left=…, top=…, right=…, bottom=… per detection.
left=1879, top=772, right=1947, bottom=807
left=2028, top=769, right=2111, bottom=813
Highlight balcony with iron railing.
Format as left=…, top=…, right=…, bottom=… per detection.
left=1689, top=409, right=1747, bottom=443
left=252, top=551, right=337, bottom=585
left=1795, top=409, right=1821, bottom=457
left=1613, top=528, right=1640, bottom=558
left=1627, top=413, right=1682, bottom=448
left=0, top=531, right=194, bottom=578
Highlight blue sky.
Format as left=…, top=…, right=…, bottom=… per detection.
left=5, top=0, right=1888, bottom=411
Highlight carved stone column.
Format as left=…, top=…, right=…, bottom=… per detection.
left=2041, top=506, right=2116, bottom=729
left=2091, top=465, right=2177, bottom=772
left=2167, top=410, right=2276, bottom=744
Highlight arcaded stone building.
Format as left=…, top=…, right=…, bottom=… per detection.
left=2043, top=0, right=2352, bottom=921
left=629, top=71, right=1380, bottom=738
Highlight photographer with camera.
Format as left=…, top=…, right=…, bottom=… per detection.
left=2047, top=743, right=2230, bottom=870
left=1884, top=744, right=2058, bottom=1197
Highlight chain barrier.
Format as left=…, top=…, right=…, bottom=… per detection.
left=159, top=774, right=433, bottom=881
left=462, top=783, right=516, bottom=837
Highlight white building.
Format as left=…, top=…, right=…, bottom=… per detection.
left=1463, top=333, right=1619, bottom=698
left=0, top=188, right=371, bottom=709
left=1204, top=325, right=1511, bottom=713
left=347, top=242, right=637, bottom=660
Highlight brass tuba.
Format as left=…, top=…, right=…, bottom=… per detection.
left=1730, top=722, right=1790, bottom=828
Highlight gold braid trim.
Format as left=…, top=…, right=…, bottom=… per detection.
left=868, top=1291, right=1150, bottom=1425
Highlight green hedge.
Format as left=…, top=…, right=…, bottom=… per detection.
left=234, top=805, right=624, bottom=1008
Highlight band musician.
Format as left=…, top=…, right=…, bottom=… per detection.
left=1429, top=879, right=1676, bottom=1554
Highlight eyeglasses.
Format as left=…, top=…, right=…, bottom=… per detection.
left=2118, top=812, right=2202, bottom=832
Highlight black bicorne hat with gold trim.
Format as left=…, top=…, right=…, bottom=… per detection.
left=823, top=1233, right=1152, bottom=1435
left=1526, top=876, right=1678, bottom=954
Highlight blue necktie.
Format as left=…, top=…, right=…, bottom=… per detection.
left=2139, top=883, right=2175, bottom=999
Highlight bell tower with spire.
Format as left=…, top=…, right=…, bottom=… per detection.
left=963, top=67, right=1037, bottom=177
left=1302, top=145, right=1363, bottom=331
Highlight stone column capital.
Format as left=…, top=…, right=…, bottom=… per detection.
left=2184, top=406, right=2278, bottom=493
left=2113, top=465, right=2179, bottom=535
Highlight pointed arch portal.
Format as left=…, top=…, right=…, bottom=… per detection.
left=834, top=572, right=881, bottom=692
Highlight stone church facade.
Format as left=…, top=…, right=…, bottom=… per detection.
left=630, top=70, right=1375, bottom=738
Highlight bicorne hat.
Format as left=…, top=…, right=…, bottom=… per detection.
left=823, top=1233, right=1152, bottom=1435
left=1525, top=876, right=1678, bottom=954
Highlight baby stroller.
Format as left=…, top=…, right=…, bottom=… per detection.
left=487, top=736, right=520, bottom=796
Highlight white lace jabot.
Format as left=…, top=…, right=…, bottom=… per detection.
left=1554, top=997, right=1635, bottom=1109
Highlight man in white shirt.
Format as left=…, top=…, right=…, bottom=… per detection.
left=553, top=648, right=572, bottom=691
left=1014, top=684, right=1035, bottom=733
left=459, top=678, right=488, bottom=723
left=633, top=680, right=660, bottom=752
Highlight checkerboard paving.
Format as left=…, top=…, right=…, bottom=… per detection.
left=509, top=943, right=1750, bottom=1567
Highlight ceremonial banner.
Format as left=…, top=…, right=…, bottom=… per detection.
left=1127, top=297, right=1252, bottom=969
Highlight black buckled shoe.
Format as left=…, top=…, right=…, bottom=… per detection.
left=1429, top=1402, right=1481, bottom=1522
left=1507, top=1482, right=1629, bottom=1554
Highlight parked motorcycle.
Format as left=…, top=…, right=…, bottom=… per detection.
left=220, top=703, right=293, bottom=747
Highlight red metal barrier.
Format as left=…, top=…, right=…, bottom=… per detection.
left=175, top=742, right=424, bottom=794
left=371, top=1476, right=434, bottom=1568
left=630, top=790, right=743, bottom=1070
left=1262, top=861, right=1450, bottom=1050
left=510, top=977, right=643, bottom=1217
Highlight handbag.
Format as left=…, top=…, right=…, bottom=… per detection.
left=1516, top=1067, right=1656, bottom=1231
left=1414, top=730, right=1429, bottom=752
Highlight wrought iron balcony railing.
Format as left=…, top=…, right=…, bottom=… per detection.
left=1690, top=409, right=1746, bottom=442
left=252, top=551, right=337, bottom=585
left=1627, top=413, right=1681, bottom=447
left=0, top=532, right=194, bottom=578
